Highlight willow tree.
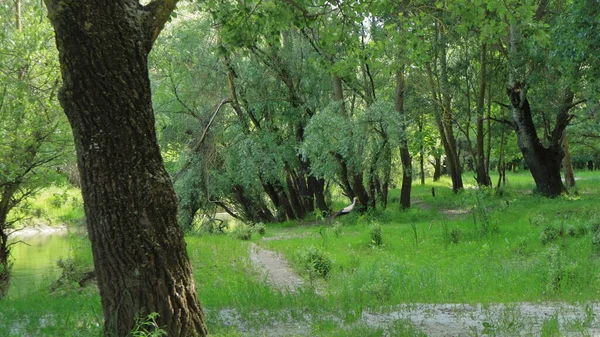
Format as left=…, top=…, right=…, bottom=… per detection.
left=44, top=1, right=208, bottom=336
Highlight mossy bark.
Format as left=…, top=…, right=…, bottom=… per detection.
left=44, top=1, right=208, bottom=336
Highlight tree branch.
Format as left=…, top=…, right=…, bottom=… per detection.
left=143, top=0, right=180, bottom=46
left=485, top=116, right=516, bottom=129
left=172, top=98, right=231, bottom=183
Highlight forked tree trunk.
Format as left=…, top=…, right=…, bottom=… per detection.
left=507, top=84, right=566, bottom=197
left=44, top=1, right=208, bottom=336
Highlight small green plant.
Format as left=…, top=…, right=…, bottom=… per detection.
left=540, top=314, right=561, bottom=337
left=301, top=246, right=332, bottom=278
left=543, top=246, right=578, bottom=294
left=130, top=312, right=167, bottom=337
left=540, top=224, right=565, bottom=245
left=410, top=221, right=418, bottom=251
left=370, top=223, right=382, bottom=246
left=450, top=228, right=461, bottom=244
left=332, top=222, right=343, bottom=238
left=529, top=213, right=546, bottom=227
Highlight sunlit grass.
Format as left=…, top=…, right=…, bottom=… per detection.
left=2, top=171, right=600, bottom=336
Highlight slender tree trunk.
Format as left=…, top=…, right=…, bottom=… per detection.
left=562, top=130, right=576, bottom=188
left=44, top=1, right=208, bottom=336
left=418, top=117, right=425, bottom=185
left=475, top=43, right=491, bottom=186
left=496, top=126, right=507, bottom=189
left=433, top=153, right=441, bottom=181
left=14, top=0, right=22, bottom=31
left=437, top=25, right=463, bottom=193
left=395, top=68, right=412, bottom=209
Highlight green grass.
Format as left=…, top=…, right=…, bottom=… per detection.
left=2, top=171, right=600, bottom=336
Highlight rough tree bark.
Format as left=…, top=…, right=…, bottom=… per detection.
left=44, top=1, right=208, bottom=336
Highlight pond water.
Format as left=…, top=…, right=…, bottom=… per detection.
left=8, top=230, right=75, bottom=298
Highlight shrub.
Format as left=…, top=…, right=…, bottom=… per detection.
left=233, top=225, right=252, bottom=241
left=301, top=246, right=332, bottom=278
left=370, top=223, right=382, bottom=246
left=50, top=257, right=95, bottom=294
left=540, top=225, right=562, bottom=245
left=543, top=246, right=578, bottom=294
left=332, top=222, right=343, bottom=238
left=529, top=214, right=546, bottom=227
left=252, top=222, right=266, bottom=236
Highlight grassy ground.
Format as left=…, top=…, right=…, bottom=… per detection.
left=1, top=171, right=600, bottom=336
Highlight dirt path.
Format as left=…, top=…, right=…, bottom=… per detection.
left=249, top=243, right=304, bottom=293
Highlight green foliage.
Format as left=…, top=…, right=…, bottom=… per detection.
left=49, top=256, right=95, bottom=295
left=232, top=224, right=252, bottom=241
left=251, top=222, right=266, bottom=236
left=0, top=2, right=71, bottom=231
left=369, top=222, right=383, bottom=246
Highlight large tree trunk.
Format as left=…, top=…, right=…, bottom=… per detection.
left=507, top=84, right=566, bottom=197
left=44, top=1, right=208, bottom=336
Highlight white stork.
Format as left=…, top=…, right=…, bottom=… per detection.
left=334, top=197, right=359, bottom=217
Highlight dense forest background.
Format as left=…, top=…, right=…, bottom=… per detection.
left=1, top=0, right=600, bottom=232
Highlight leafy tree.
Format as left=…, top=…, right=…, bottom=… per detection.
left=44, top=0, right=208, bottom=335
left=504, top=0, right=591, bottom=197
left=0, top=0, right=66, bottom=298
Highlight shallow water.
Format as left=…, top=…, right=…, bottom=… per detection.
left=8, top=231, right=73, bottom=297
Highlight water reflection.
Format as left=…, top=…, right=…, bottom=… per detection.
left=8, top=230, right=73, bottom=297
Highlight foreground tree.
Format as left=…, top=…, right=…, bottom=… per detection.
left=44, top=0, right=208, bottom=336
